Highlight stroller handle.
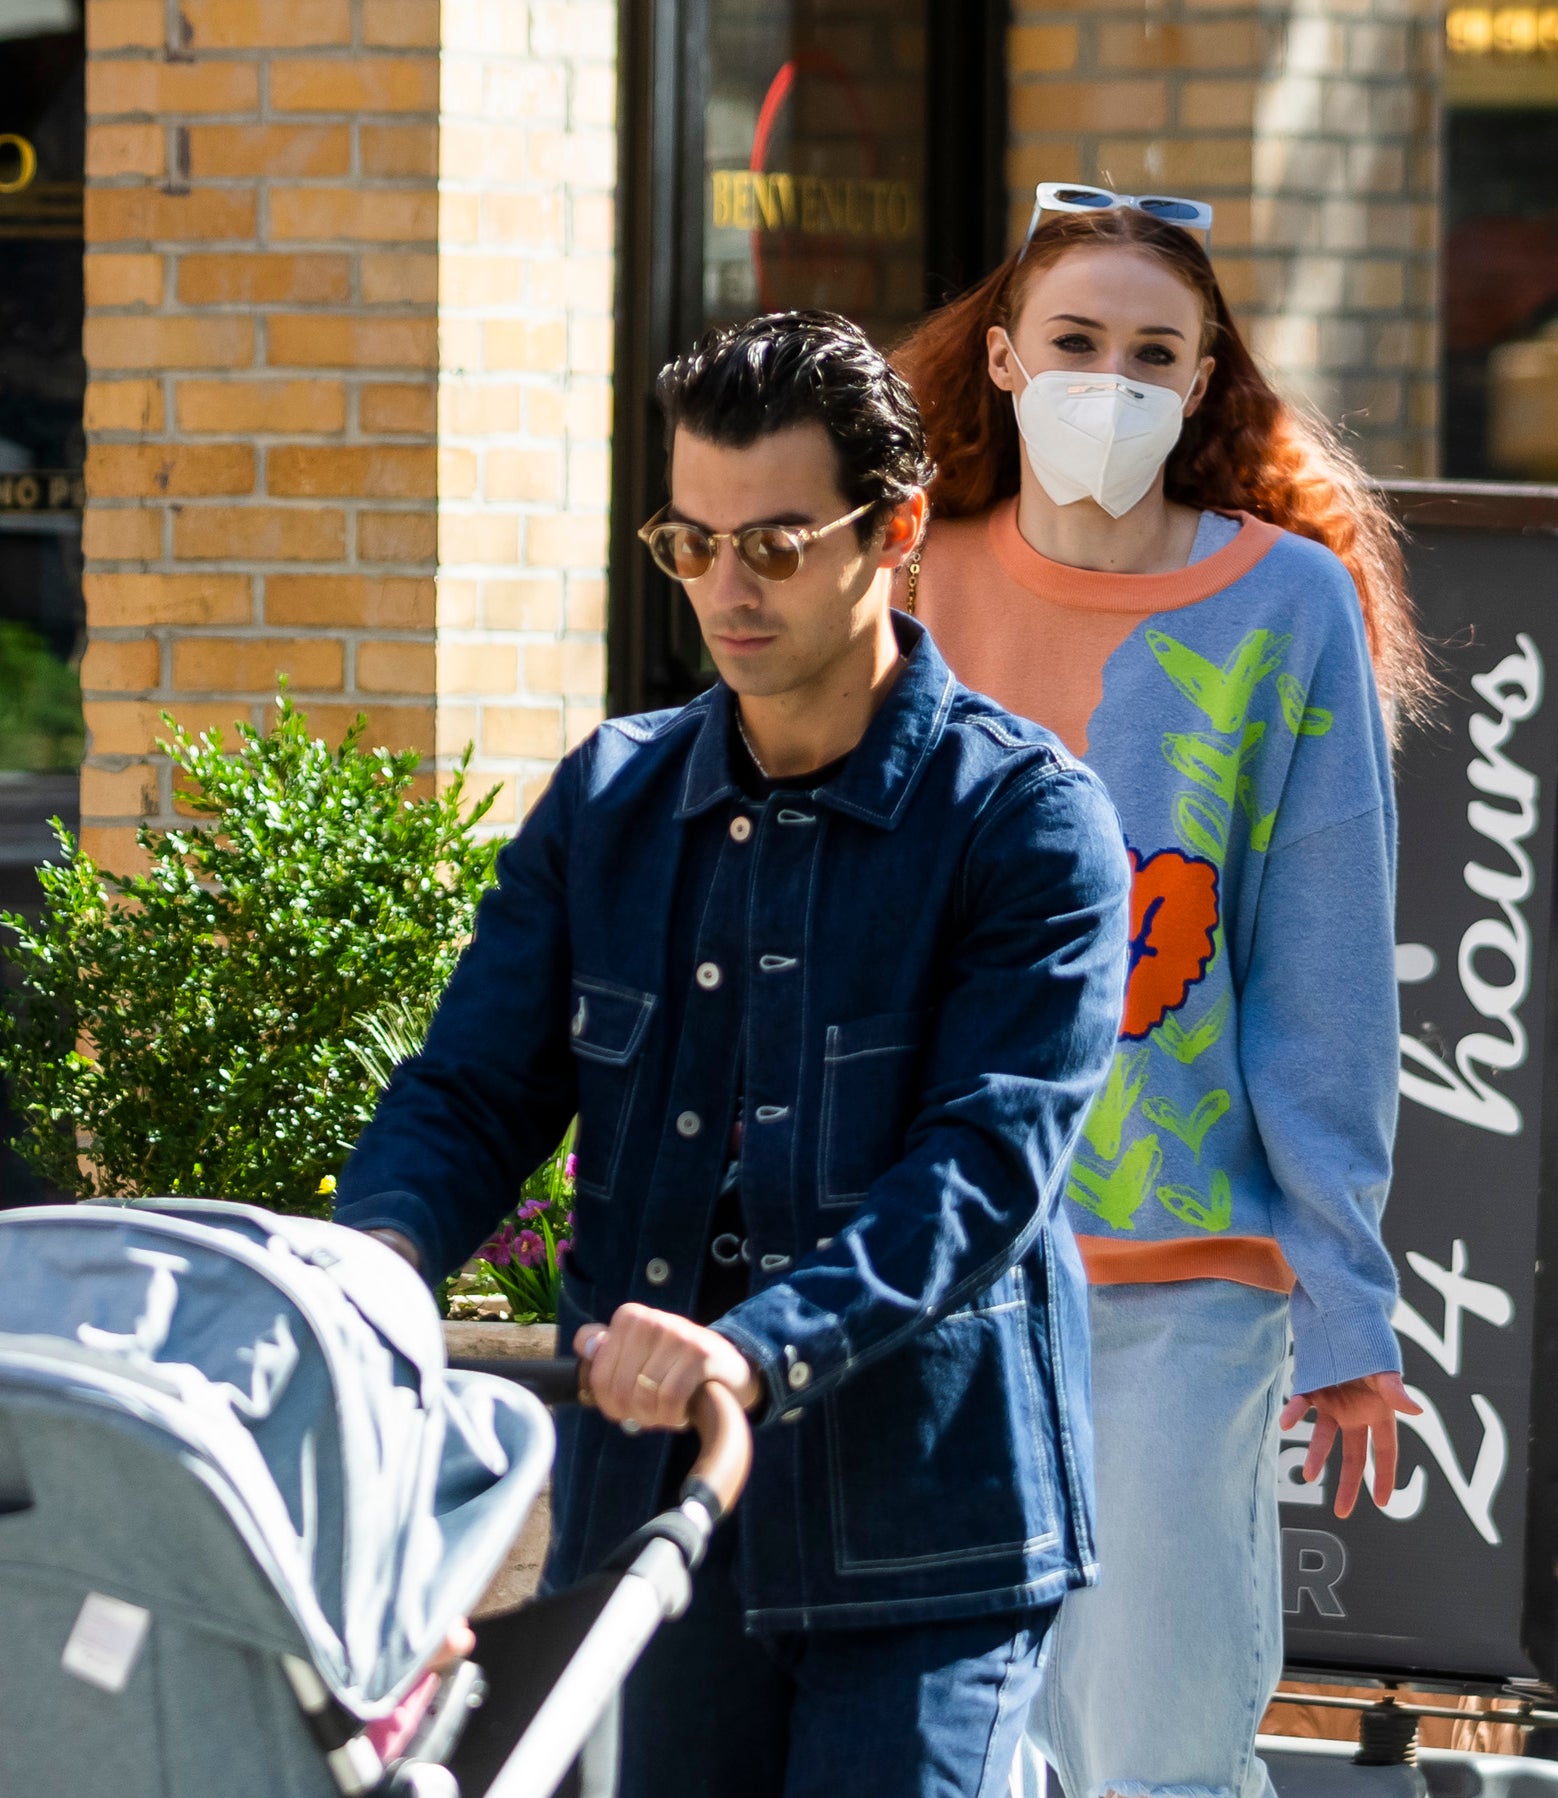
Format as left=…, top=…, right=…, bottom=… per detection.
left=447, top=1355, right=753, bottom=1523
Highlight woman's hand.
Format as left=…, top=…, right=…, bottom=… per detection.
left=1280, top=1373, right=1422, bottom=1518
left=576, top=1303, right=763, bottom=1430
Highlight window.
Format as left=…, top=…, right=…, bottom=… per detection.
left=610, top=0, right=1002, bottom=713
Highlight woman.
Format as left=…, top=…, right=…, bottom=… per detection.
left=893, top=193, right=1426, bottom=1798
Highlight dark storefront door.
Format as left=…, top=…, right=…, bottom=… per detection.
left=0, top=1, right=85, bottom=1203
left=609, top=0, right=1004, bottom=715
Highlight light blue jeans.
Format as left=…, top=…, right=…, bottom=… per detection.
left=1020, top=1280, right=1290, bottom=1798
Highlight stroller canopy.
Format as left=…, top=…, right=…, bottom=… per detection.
left=0, top=1199, right=551, bottom=1717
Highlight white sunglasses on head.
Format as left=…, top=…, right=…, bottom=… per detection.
left=1022, top=182, right=1214, bottom=252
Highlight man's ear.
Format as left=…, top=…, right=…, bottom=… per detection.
left=879, top=489, right=928, bottom=566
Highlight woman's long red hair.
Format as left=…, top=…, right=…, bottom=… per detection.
left=893, top=209, right=1432, bottom=731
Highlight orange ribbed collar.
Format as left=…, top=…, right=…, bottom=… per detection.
left=987, top=498, right=1283, bottom=613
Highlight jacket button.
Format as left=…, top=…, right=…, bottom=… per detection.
left=695, top=961, right=722, bottom=991
left=646, top=1257, right=671, bottom=1286
left=786, top=1360, right=811, bottom=1391
left=729, top=816, right=752, bottom=842
left=675, top=1110, right=701, bottom=1138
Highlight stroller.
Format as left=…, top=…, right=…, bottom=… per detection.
left=0, top=1199, right=750, bottom=1798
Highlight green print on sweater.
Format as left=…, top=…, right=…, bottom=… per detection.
left=1067, top=1134, right=1163, bottom=1231
left=1146, top=628, right=1292, bottom=734
left=1071, top=623, right=1339, bottom=1237
left=1142, top=1088, right=1231, bottom=1162
left=1082, top=1046, right=1151, bottom=1161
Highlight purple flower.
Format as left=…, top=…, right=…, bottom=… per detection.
left=515, top=1229, right=545, bottom=1268
left=516, top=1199, right=546, bottom=1222
left=564, top=1153, right=578, bottom=1183
left=555, top=1237, right=570, bottom=1264
left=478, top=1229, right=513, bottom=1272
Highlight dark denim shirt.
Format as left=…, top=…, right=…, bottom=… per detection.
left=336, top=617, right=1130, bottom=1630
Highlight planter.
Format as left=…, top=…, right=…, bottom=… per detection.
left=443, top=1320, right=557, bottom=1614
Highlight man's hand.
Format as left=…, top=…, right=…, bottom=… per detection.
left=1280, top=1372, right=1422, bottom=1519
left=576, top=1303, right=763, bottom=1430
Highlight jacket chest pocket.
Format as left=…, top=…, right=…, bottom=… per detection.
left=816, top=1011, right=929, bottom=1211
left=569, top=977, right=656, bottom=1201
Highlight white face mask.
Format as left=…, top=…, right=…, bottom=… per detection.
left=1003, top=334, right=1189, bottom=520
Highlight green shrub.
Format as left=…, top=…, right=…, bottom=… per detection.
left=0, top=622, right=84, bottom=772
left=0, top=693, right=499, bottom=1212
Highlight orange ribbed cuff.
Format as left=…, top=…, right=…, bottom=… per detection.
left=1075, top=1234, right=1297, bottom=1293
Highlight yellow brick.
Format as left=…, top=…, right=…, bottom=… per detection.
left=267, top=315, right=436, bottom=369
left=89, top=443, right=255, bottom=498
left=1180, top=79, right=1257, bottom=131
left=85, top=314, right=254, bottom=370
left=435, top=702, right=479, bottom=756
left=173, top=636, right=345, bottom=693
left=437, top=512, right=517, bottom=562
left=568, top=316, right=613, bottom=376
left=177, top=378, right=347, bottom=434
left=84, top=379, right=165, bottom=432
left=172, top=507, right=346, bottom=561
left=79, top=763, right=161, bottom=816
left=268, top=445, right=437, bottom=499
left=359, top=511, right=437, bottom=561
left=484, top=319, right=568, bottom=372
left=278, top=701, right=433, bottom=754
left=523, top=639, right=605, bottom=701
left=76, top=826, right=152, bottom=874
left=565, top=703, right=605, bottom=751
left=87, top=60, right=260, bottom=117
left=269, top=187, right=438, bottom=243
left=85, top=252, right=163, bottom=309
left=568, top=445, right=610, bottom=508
left=571, top=193, right=614, bottom=254
left=437, top=579, right=478, bottom=628
left=1097, top=20, right=1266, bottom=70
left=86, top=0, right=165, bottom=50
left=364, top=0, right=439, bottom=44
left=360, top=123, right=438, bottom=177
left=82, top=507, right=163, bottom=560
left=437, top=448, right=478, bottom=500
left=185, top=124, right=351, bottom=179
left=484, top=578, right=562, bottom=633
left=84, top=188, right=258, bottom=245
left=566, top=383, right=615, bottom=438
left=84, top=700, right=239, bottom=758
left=438, top=253, right=528, bottom=309
left=1011, top=80, right=1169, bottom=134
left=181, top=0, right=351, bottom=49
left=270, top=59, right=439, bottom=113
left=265, top=575, right=434, bottom=629
left=85, top=571, right=252, bottom=626
left=360, top=382, right=436, bottom=434
left=438, top=642, right=517, bottom=694
left=361, top=252, right=439, bottom=305
left=1008, top=23, right=1078, bottom=71
left=445, top=382, right=525, bottom=435
left=86, top=122, right=165, bottom=178
left=567, top=578, right=606, bottom=634
left=80, top=638, right=162, bottom=694
left=482, top=705, right=563, bottom=759
left=486, top=448, right=563, bottom=504
left=526, top=512, right=607, bottom=570
left=1095, top=136, right=1253, bottom=190
left=358, top=640, right=436, bottom=694
left=178, top=252, right=351, bottom=306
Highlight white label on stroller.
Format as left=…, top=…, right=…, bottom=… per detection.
left=62, top=1593, right=151, bottom=1694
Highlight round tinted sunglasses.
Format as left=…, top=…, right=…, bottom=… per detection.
left=638, top=501, right=875, bottom=584
left=1023, top=181, right=1214, bottom=251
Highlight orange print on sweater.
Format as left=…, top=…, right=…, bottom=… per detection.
left=1122, top=847, right=1219, bottom=1041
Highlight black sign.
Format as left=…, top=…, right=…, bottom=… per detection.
left=0, top=471, right=84, bottom=515
left=1283, top=485, right=1558, bottom=1688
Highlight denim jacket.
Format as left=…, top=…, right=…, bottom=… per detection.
left=335, top=617, right=1130, bottom=1630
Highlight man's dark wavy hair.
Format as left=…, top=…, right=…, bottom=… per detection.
left=655, top=310, right=933, bottom=541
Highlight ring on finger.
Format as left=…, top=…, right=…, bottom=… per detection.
left=635, top=1372, right=661, bottom=1394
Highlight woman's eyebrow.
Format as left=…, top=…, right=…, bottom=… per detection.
left=1047, top=312, right=1185, bottom=340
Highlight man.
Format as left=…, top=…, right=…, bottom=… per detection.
left=335, top=310, right=1129, bottom=1798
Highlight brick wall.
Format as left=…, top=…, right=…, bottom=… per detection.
left=1007, top=0, right=1440, bottom=478
left=78, top=0, right=615, bottom=863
